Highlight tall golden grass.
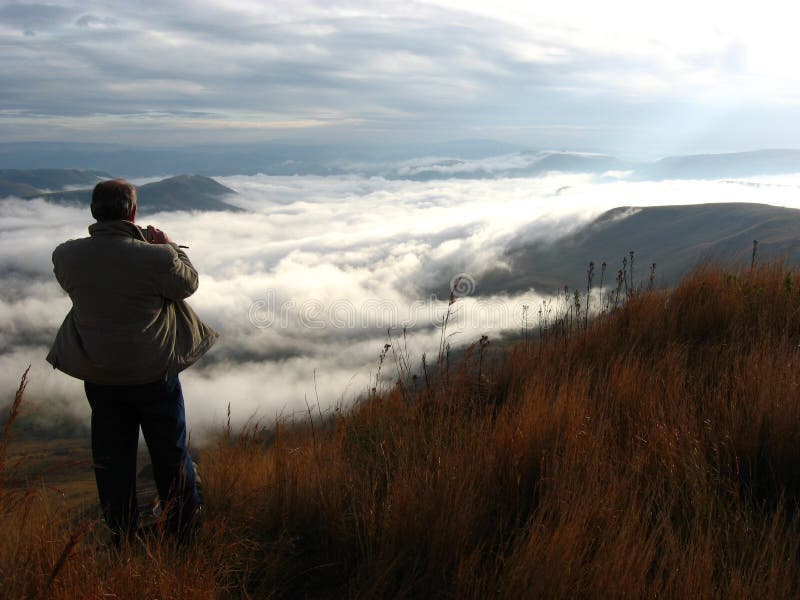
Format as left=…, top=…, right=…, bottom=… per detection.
left=4, top=263, right=800, bottom=598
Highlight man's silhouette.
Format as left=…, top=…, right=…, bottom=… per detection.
left=47, top=179, right=218, bottom=544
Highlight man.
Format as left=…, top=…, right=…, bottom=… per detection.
left=47, top=179, right=218, bottom=544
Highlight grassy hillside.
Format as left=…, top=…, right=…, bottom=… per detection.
left=4, top=263, right=800, bottom=597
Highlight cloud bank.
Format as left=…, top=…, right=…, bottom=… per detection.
left=4, top=167, right=800, bottom=436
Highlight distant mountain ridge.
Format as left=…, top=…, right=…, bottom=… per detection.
left=0, top=172, right=240, bottom=214
left=380, top=151, right=630, bottom=181
left=0, top=140, right=524, bottom=178
left=635, top=149, right=800, bottom=180
left=0, top=168, right=109, bottom=198
left=3, top=141, right=800, bottom=180
left=0, top=168, right=110, bottom=190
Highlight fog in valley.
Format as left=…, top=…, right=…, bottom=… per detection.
left=4, top=158, right=800, bottom=435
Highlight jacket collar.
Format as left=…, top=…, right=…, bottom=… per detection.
left=88, top=219, right=146, bottom=241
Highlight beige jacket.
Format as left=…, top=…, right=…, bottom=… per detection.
left=46, top=220, right=218, bottom=385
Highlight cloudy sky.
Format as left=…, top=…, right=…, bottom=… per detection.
left=2, top=0, right=800, bottom=156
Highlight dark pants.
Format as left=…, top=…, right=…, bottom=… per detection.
left=84, top=374, right=202, bottom=544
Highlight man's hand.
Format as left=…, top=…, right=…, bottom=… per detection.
left=146, top=225, right=173, bottom=245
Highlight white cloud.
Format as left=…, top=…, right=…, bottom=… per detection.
left=4, top=167, right=800, bottom=435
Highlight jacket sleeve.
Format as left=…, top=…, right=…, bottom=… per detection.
left=160, top=243, right=199, bottom=300
left=52, top=244, right=70, bottom=293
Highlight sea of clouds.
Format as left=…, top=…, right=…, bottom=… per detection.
left=4, top=167, right=800, bottom=436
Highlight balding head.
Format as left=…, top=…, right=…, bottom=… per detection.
left=90, top=179, right=137, bottom=222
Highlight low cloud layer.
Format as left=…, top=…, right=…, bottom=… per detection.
left=3, top=167, right=800, bottom=436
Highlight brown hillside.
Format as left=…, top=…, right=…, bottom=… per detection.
left=3, top=263, right=800, bottom=597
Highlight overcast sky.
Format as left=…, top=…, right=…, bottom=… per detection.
left=2, top=0, right=800, bottom=157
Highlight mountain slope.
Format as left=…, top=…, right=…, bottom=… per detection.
left=482, top=202, right=800, bottom=293
left=134, top=174, right=240, bottom=213
left=0, top=177, right=40, bottom=198
left=8, top=264, right=800, bottom=597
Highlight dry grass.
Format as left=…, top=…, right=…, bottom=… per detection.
left=4, top=262, right=800, bottom=598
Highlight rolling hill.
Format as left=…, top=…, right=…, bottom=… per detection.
left=26, top=174, right=241, bottom=214
left=132, top=174, right=240, bottom=213
left=480, top=202, right=800, bottom=293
